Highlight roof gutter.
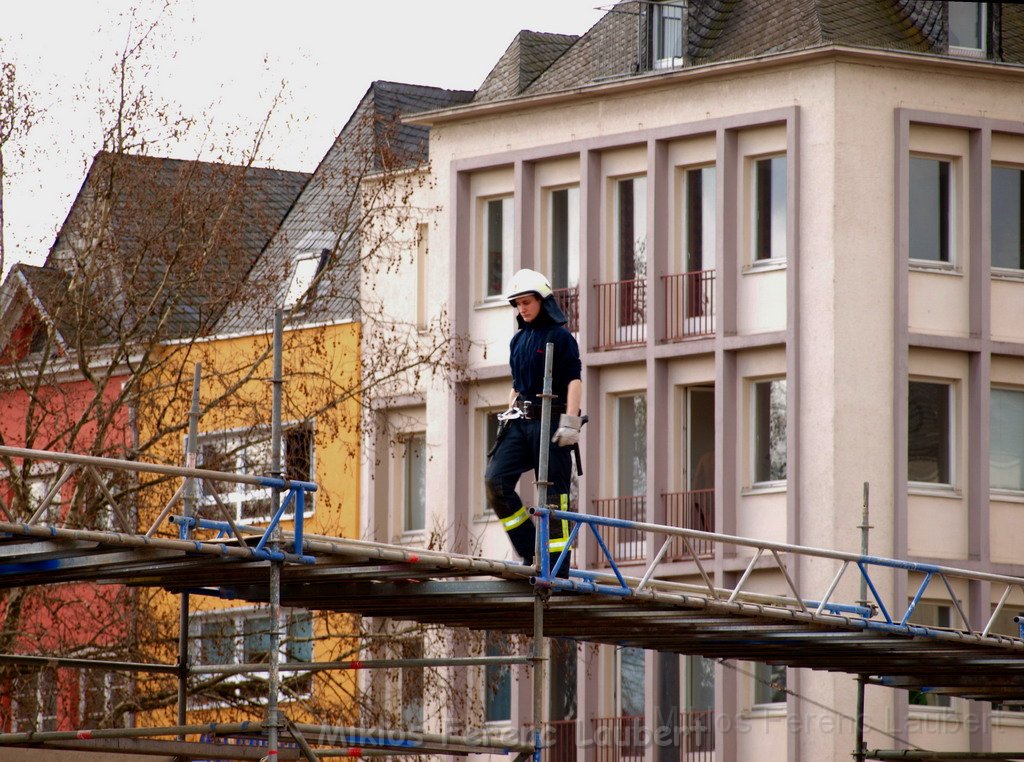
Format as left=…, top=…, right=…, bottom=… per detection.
left=405, top=44, right=1024, bottom=126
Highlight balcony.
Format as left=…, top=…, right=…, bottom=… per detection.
left=594, top=278, right=646, bottom=350
left=661, top=489, right=715, bottom=559
left=663, top=270, right=715, bottom=341
left=553, top=286, right=580, bottom=334
left=591, top=495, right=647, bottom=564
left=593, top=715, right=645, bottom=761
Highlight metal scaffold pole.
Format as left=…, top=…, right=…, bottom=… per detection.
left=179, top=362, right=202, bottom=736
left=531, top=342, right=555, bottom=762
left=267, top=310, right=284, bottom=757
left=856, top=481, right=871, bottom=762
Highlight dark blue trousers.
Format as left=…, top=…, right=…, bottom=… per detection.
left=484, top=418, right=573, bottom=574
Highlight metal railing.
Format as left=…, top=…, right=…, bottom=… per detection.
left=663, top=270, right=715, bottom=340
left=662, top=489, right=715, bottom=559
left=531, top=504, right=1024, bottom=645
left=592, top=495, right=647, bottom=563
left=593, top=715, right=645, bottom=760
left=0, top=444, right=317, bottom=563
left=553, top=286, right=581, bottom=334
left=594, top=278, right=646, bottom=350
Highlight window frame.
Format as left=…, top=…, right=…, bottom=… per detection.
left=948, top=1, right=987, bottom=58
left=753, top=661, right=787, bottom=706
left=908, top=155, right=956, bottom=267
left=907, top=379, right=955, bottom=487
left=991, top=164, right=1024, bottom=273
left=991, top=386, right=1024, bottom=493
left=483, top=631, right=513, bottom=724
left=192, top=421, right=316, bottom=524
left=751, top=378, right=788, bottom=486
left=614, top=175, right=648, bottom=283
left=750, top=154, right=787, bottom=264
left=615, top=393, right=648, bottom=498
left=476, top=408, right=503, bottom=521
left=650, top=0, right=686, bottom=69
left=401, top=431, right=428, bottom=534
left=548, top=185, right=581, bottom=291
left=482, top=195, right=514, bottom=301
left=189, top=607, right=314, bottom=708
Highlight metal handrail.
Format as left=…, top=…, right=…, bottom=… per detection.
left=531, top=506, right=1024, bottom=642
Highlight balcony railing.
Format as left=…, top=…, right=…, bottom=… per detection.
left=532, top=719, right=578, bottom=762
left=661, top=489, right=715, bottom=560
left=591, top=495, right=646, bottom=564
left=663, top=270, right=715, bottom=341
left=593, top=715, right=645, bottom=761
left=553, top=286, right=580, bottom=334
left=594, top=279, right=646, bottom=350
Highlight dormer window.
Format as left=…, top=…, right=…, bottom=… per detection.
left=949, top=2, right=986, bottom=58
left=652, top=0, right=685, bottom=70
left=284, top=248, right=330, bottom=309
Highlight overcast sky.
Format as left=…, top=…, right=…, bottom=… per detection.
left=1, top=0, right=604, bottom=275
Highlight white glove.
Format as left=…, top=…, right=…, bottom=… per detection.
left=551, top=414, right=583, bottom=447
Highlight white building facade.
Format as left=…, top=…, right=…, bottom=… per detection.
left=361, top=3, right=1024, bottom=759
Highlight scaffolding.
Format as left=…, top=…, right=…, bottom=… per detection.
left=1, top=338, right=1023, bottom=760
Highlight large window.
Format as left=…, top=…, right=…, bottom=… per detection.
left=909, top=157, right=952, bottom=263
left=197, top=423, right=314, bottom=522
left=12, top=667, right=57, bottom=731
left=651, top=0, right=685, bottom=68
left=616, top=177, right=648, bottom=283
left=403, top=433, right=427, bottom=532
left=617, top=646, right=646, bottom=716
left=283, top=248, right=330, bottom=309
left=485, top=197, right=513, bottom=298
left=484, top=631, right=512, bottom=723
left=192, top=609, right=314, bottom=704
left=992, top=166, right=1024, bottom=270
left=550, top=187, right=580, bottom=291
left=949, top=2, right=986, bottom=56
left=908, top=381, right=952, bottom=484
left=685, top=167, right=716, bottom=274
left=753, top=156, right=787, bottom=262
left=991, top=388, right=1024, bottom=491
left=401, top=637, right=425, bottom=731
left=617, top=394, right=648, bottom=497
left=753, top=379, right=787, bottom=484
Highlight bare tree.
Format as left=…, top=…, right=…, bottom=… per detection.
left=0, top=61, right=37, bottom=276
left=0, top=8, right=474, bottom=742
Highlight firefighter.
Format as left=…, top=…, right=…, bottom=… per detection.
left=484, top=268, right=583, bottom=578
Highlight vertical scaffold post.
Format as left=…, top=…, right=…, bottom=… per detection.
left=532, top=342, right=555, bottom=761
left=855, top=481, right=871, bottom=762
left=178, top=362, right=201, bottom=735
left=266, top=310, right=284, bottom=757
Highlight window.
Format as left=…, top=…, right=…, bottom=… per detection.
left=991, top=388, right=1024, bottom=491
left=485, top=197, right=513, bottom=298
left=549, top=639, right=577, bottom=721
left=616, top=177, right=648, bottom=282
left=907, top=603, right=952, bottom=707
left=992, top=166, right=1024, bottom=270
left=401, top=637, right=425, bottom=731
left=13, top=666, right=57, bottom=731
left=617, top=646, right=646, bottom=716
left=197, top=423, right=314, bottom=522
left=949, top=2, right=986, bottom=56
left=652, top=0, right=685, bottom=68
left=551, top=187, right=580, bottom=291
left=283, top=248, right=330, bottom=308
left=480, top=410, right=501, bottom=517
left=80, top=670, right=130, bottom=726
left=753, top=379, right=787, bottom=484
left=685, top=167, right=716, bottom=275
left=192, top=608, right=314, bottom=704
left=484, top=631, right=512, bottom=723
left=753, top=156, right=786, bottom=262
left=617, top=394, right=647, bottom=497
left=909, top=157, right=952, bottom=263
left=908, top=381, right=952, bottom=484
left=754, top=662, right=786, bottom=705
left=403, top=433, right=427, bottom=532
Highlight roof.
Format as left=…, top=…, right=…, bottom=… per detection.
left=434, top=1, right=1022, bottom=106
left=215, top=81, right=474, bottom=336
left=40, top=151, right=309, bottom=345
left=474, top=30, right=580, bottom=103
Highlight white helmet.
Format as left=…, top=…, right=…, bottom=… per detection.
left=505, top=268, right=552, bottom=304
